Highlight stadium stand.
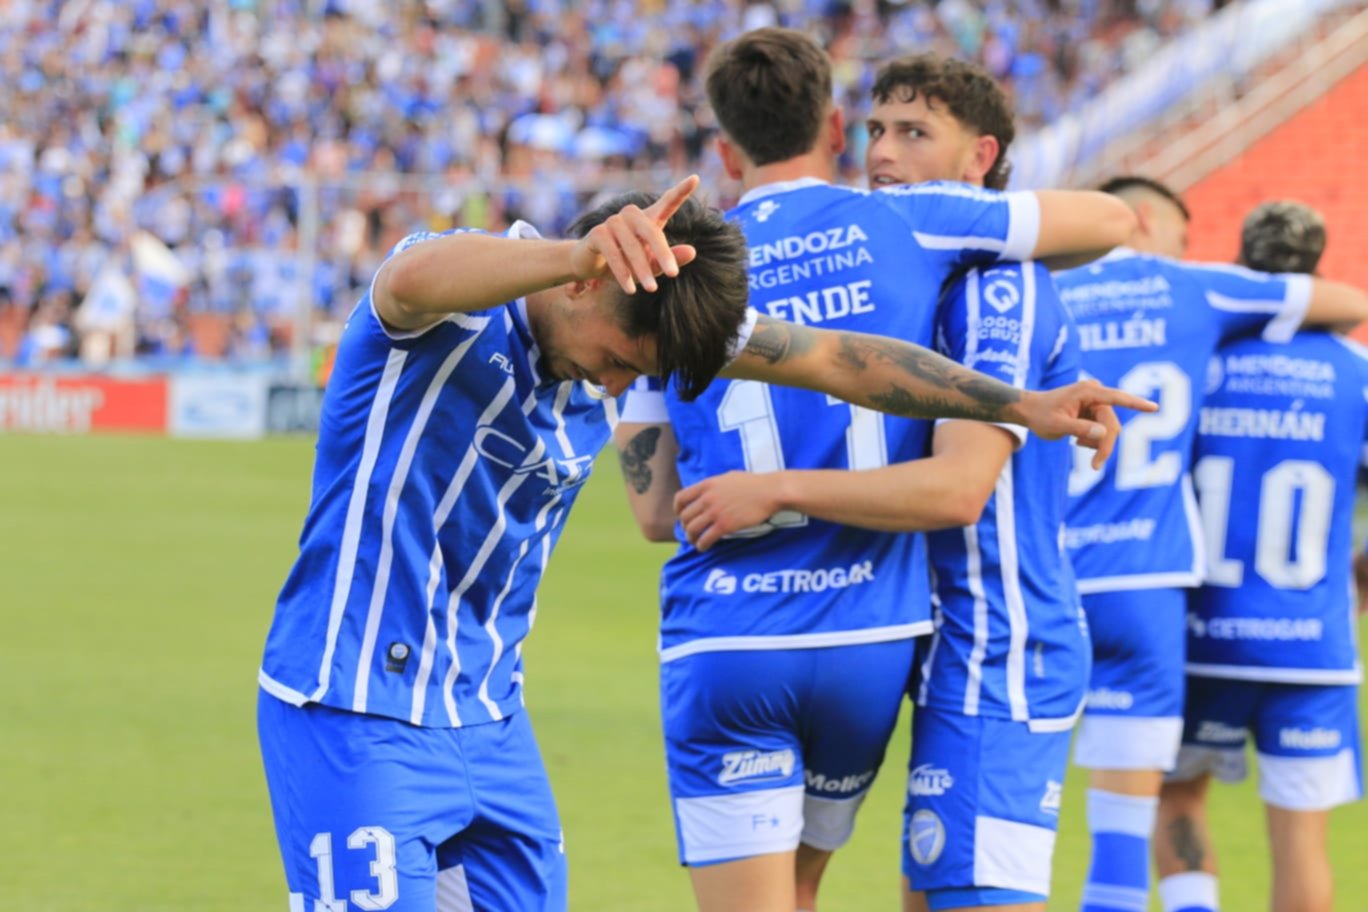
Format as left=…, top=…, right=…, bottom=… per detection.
left=0, top=0, right=1224, bottom=366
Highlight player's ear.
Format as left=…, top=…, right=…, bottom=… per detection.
left=967, top=134, right=1000, bottom=185
left=565, top=278, right=601, bottom=300
left=1133, top=199, right=1155, bottom=241
left=715, top=135, right=745, bottom=181
left=827, top=106, right=846, bottom=156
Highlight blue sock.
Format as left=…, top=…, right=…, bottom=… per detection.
left=1080, top=789, right=1157, bottom=912
left=1158, top=872, right=1218, bottom=912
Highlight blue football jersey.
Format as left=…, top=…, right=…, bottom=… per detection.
left=1187, top=332, right=1368, bottom=684
left=655, top=178, right=1042, bottom=660
left=1055, top=250, right=1312, bottom=593
left=918, top=262, right=1089, bottom=726
left=260, top=224, right=618, bottom=728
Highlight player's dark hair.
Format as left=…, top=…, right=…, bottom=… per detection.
left=703, top=27, right=832, bottom=167
left=1098, top=175, right=1191, bottom=222
left=1238, top=201, right=1326, bottom=275
left=568, top=192, right=749, bottom=401
left=871, top=54, right=1016, bottom=190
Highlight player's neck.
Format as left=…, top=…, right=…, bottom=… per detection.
left=742, top=153, right=837, bottom=193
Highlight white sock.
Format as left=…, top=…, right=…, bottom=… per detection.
left=1158, top=872, right=1218, bottom=912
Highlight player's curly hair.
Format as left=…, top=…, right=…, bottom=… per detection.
left=568, top=192, right=749, bottom=401
left=871, top=54, right=1016, bottom=190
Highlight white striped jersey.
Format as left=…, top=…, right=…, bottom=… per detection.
left=649, top=178, right=1042, bottom=661
left=259, top=224, right=618, bottom=728
left=1055, top=249, right=1312, bottom=594
left=1187, top=332, right=1368, bottom=685
left=918, top=262, right=1089, bottom=727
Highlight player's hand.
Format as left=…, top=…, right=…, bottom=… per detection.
left=1017, top=379, right=1157, bottom=470
left=675, top=470, right=782, bottom=551
left=570, top=174, right=701, bottom=294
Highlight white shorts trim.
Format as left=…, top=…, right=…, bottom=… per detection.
left=1168, top=745, right=1247, bottom=786
left=1076, top=571, right=1200, bottom=595
left=675, top=785, right=805, bottom=864
left=1074, top=714, right=1184, bottom=771
left=259, top=672, right=310, bottom=707
left=658, top=623, right=931, bottom=664
left=1259, top=748, right=1362, bottom=811
left=801, top=791, right=868, bottom=852
left=974, top=816, right=1054, bottom=896
left=1184, top=663, right=1363, bottom=686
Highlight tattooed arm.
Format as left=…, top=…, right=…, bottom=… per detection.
left=720, top=316, right=1154, bottom=463
left=614, top=421, right=682, bottom=542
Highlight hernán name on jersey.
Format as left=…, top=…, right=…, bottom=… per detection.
left=718, top=749, right=796, bottom=785
left=1198, top=406, right=1325, bottom=441
left=702, top=560, right=875, bottom=595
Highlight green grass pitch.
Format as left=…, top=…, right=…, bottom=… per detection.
left=2, top=434, right=1365, bottom=910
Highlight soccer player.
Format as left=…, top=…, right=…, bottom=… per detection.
left=615, top=29, right=1139, bottom=912
left=256, top=176, right=1148, bottom=912
left=1154, top=202, right=1364, bottom=912
left=1055, top=178, right=1368, bottom=912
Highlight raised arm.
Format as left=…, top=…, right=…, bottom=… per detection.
left=614, top=420, right=683, bottom=542
left=373, top=176, right=703, bottom=332
left=721, top=316, right=1153, bottom=467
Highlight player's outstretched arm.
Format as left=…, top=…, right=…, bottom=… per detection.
left=373, top=176, right=703, bottom=332
left=721, top=316, right=1153, bottom=466
left=676, top=422, right=1014, bottom=551
left=1301, top=278, right=1368, bottom=333
left=1031, top=190, right=1137, bottom=268
left=614, top=420, right=682, bottom=542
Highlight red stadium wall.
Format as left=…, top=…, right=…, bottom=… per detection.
left=1183, top=63, right=1368, bottom=300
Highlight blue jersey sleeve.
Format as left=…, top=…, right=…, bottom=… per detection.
left=935, top=263, right=1054, bottom=445
left=1185, top=262, right=1312, bottom=344
left=875, top=182, right=1040, bottom=273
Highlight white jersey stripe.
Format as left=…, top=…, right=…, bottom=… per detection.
left=312, top=347, right=408, bottom=702
left=441, top=423, right=546, bottom=725
left=997, top=469, right=1030, bottom=721
left=409, top=378, right=518, bottom=725
left=916, top=605, right=944, bottom=706
left=1182, top=473, right=1206, bottom=582
left=961, top=522, right=990, bottom=717
left=913, top=232, right=1007, bottom=253
left=1001, top=264, right=1036, bottom=721
left=353, top=322, right=489, bottom=712
left=477, top=389, right=576, bottom=719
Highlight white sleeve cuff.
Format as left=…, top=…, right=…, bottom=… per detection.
left=935, top=416, right=1028, bottom=448
left=1261, top=273, right=1312, bottom=343
left=1002, top=192, right=1041, bottom=263
left=726, top=307, right=761, bottom=363
left=620, top=388, right=672, bottom=424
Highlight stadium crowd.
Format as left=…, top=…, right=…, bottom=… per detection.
left=0, top=0, right=1223, bottom=366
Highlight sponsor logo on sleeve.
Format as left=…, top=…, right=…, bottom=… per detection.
left=908, top=764, right=955, bottom=796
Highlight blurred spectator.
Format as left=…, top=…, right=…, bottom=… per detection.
left=0, top=0, right=1215, bottom=367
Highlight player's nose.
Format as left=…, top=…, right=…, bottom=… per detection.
left=599, top=371, right=635, bottom=398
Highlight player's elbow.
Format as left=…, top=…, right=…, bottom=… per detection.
left=925, top=484, right=993, bottom=530
left=1097, top=196, right=1138, bottom=248
left=641, top=520, right=678, bottom=543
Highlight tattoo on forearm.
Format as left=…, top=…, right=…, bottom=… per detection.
left=618, top=427, right=662, bottom=494
left=1168, top=816, right=1206, bottom=871
left=834, top=333, right=1020, bottom=420
left=743, top=317, right=817, bottom=364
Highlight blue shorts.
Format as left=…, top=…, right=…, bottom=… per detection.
left=660, top=638, right=916, bottom=865
left=1169, top=676, right=1363, bottom=811
left=1074, top=587, right=1187, bottom=770
left=258, top=692, right=566, bottom=912
left=902, top=707, right=1071, bottom=904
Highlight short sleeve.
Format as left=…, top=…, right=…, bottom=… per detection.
left=620, top=376, right=672, bottom=424
left=1187, top=262, right=1311, bottom=344
left=876, top=182, right=1040, bottom=272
